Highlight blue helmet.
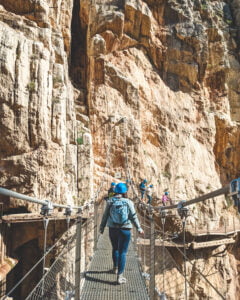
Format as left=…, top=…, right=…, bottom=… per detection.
left=165, top=192, right=169, bottom=195
left=114, top=182, right=128, bottom=194
left=150, top=185, right=153, bottom=188
left=143, top=179, right=147, bottom=183
left=111, top=182, right=116, bottom=186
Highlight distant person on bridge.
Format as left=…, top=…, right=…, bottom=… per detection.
left=146, top=184, right=154, bottom=204
left=162, top=191, right=172, bottom=206
left=108, top=182, right=116, bottom=198
left=139, top=179, right=147, bottom=200
left=100, top=182, right=144, bottom=284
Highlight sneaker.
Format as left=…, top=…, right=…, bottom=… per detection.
left=117, top=274, right=127, bottom=284
left=112, top=267, right=118, bottom=274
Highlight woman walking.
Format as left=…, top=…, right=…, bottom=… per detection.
left=100, top=182, right=144, bottom=284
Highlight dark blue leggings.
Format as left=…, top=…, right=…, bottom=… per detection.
left=147, top=195, right=152, bottom=204
left=109, top=228, right=131, bottom=275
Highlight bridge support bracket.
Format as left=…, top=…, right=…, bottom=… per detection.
left=64, top=205, right=73, bottom=217
left=177, top=201, right=189, bottom=220
left=40, top=200, right=53, bottom=216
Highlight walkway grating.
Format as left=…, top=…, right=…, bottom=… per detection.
left=80, top=229, right=149, bottom=299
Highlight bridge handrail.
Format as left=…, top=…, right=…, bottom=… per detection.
left=173, top=243, right=225, bottom=299
left=0, top=187, right=81, bottom=210
left=157, top=185, right=230, bottom=210
left=136, top=185, right=231, bottom=212
left=2, top=220, right=77, bottom=300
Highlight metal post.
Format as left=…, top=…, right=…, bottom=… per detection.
left=42, top=218, right=49, bottom=297
left=177, top=203, right=189, bottom=300
left=149, top=211, right=155, bottom=300
left=75, top=216, right=82, bottom=300
left=64, top=216, right=70, bottom=293
left=143, top=208, right=146, bottom=272
left=160, top=210, right=166, bottom=298
left=183, top=219, right=187, bottom=300
left=94, top=202, right=98, bottom=251
left=162, top=223, right=165, bottom=294
left=133, top=226, right=137, bottom=252
left=0, top=223, right=4, bottom=264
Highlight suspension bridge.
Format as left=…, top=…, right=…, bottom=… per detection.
left=0, top=0, right=239, bottom=297
left=0, top=175, right=239, bottom=299
left=0, top=117, right=240, bottom=299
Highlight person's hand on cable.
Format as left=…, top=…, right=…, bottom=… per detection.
left=138, top=228, right=144, bottom=236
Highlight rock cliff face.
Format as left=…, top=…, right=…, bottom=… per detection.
left=0, top=0, right=240, bottom=298
left=0, top=0, right=93, bottom=210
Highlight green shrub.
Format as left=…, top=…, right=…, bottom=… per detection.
left=31, top=54, right=38, bottom=60
left=26, top=82, right=36, bottom=93
left=77, top=137, right=84, bottom=145
left=206, top=184, right=211, bottom=190
left=163, top=171, right=171, bottom=179
left=201, top=4, right=208, bottom=10
left=226, top=19, right=232, bottom=25
left=225, top=195, right=232, bottom=208
left=52, top=97, right=60, bottom=104
left=53, top=76, right=63, bottom=86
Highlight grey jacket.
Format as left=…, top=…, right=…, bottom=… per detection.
left=99, top=195, right=142, bottom=233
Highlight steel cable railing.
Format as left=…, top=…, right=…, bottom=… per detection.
left=135, top=194, right=234, bottom=300
left=26, top=229, right=75, bottom=300
left=2, top=219, right=76, bottom=300
left=0, top=190, right=104, bottom=299
left=1, top=110, right=239, bottom=300
left=0, top=116, right=115, bottom=299
left=136, top=205, right=201, bottom=299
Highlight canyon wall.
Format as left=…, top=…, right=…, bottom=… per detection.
left=0, top=0, right=240, bottom=299
left=0, top=0, right=93, bottom=212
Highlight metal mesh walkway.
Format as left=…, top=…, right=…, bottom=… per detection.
left=80, top=229, right=149, bottom=300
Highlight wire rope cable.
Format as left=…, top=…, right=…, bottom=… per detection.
left=41, top=218, right=49, bottom=297
left=64, top=216, right=71, bottom=294
left=26, top=228, right=76, bottom=300
left=92, top=120, right=114, bottom=203
left=162, top=218, right=165, bottom=295
left=137, top=203, right=226, bottom=298
left=183, top=219, right=187, bottom=300
left=121, top=118, right=139, bottom=199
left=2, top=219, right=77, bottom=300
left=173, top=242, right=225, bottom=299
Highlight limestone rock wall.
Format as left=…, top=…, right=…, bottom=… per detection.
left=0, top=0, right=240, bottom=299
left=0, top=2, right=94, bottom=297
left=0, top=1, right=93, bottom=211
left=84, top=0, right=240, bottom=298
left=87, top=0, right=240, bottom=204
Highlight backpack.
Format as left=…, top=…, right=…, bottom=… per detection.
left=139, top=182, right=145, bottom=190
left=110, top=198, right=129, bottom=225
